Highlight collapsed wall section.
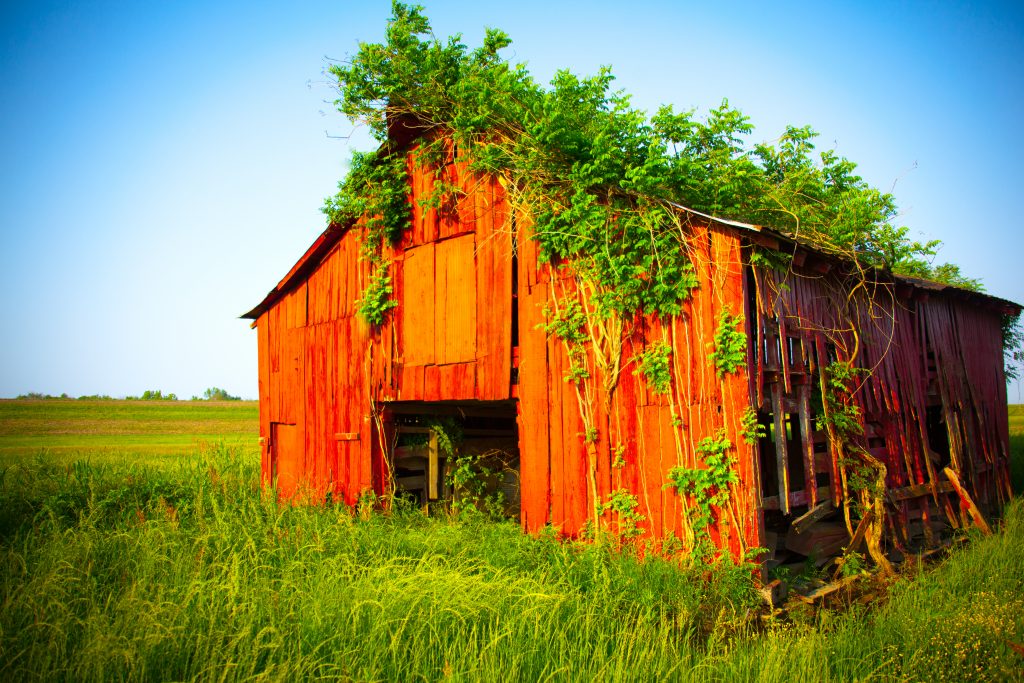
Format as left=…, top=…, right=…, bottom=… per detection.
left=749, top=252, right=1014, bottom=565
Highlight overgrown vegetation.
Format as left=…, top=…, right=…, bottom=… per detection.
left=327, top=1, right=981, bottom=331
left=740, top=406, right=766, bottom=445
left=596, top=488, right=646, bottom=541
left=666, top=429, right=743, bottom=556
left=817, top=360, right=892, bottom=574
left=445, top=452, right=507, bottom=519
left=1003, top=312, right=1023, bottom=381
left=633, top=341, right=672, bottom=395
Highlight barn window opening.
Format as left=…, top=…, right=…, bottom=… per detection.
left=383, top=400, right=520, bottom=518
left=925, top=404, right=951, bottom=469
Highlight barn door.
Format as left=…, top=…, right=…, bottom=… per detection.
left=270, top=422, right=302, bottom=496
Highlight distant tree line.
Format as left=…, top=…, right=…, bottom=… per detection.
left=194, top=387, right=241, bottom=401
left=15, top=388, right=244, bottom=401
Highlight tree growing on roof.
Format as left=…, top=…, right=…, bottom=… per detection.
left=328, top=1, right=973, bottom=293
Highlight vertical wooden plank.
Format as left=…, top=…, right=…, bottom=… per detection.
left=563, top=384, right=588, bottom=535
left=428, top=431, right=439, bottom=500
left=639, top=405, right=665, bottom=538
left=771, top=382, right=790, bottom=515
left=613, top=344, right=640, bottom=520
left=424, top=365, right=441, bottom=402
left=268, top=305, right=281, bottom=422
left=434, top=241, right=449, bottom=366
left=518, top=282, right=551, bottom=531
left=402, top=244, right=436, bottom=366
left=408, top=151, right=424, bottom=247
left=257, top=314, right=272, bottom=484
left=815, top=333, right=843, bottom=508
left=798, top=384, right=817, bottom=507
left=435, top=362, right=475, bottom=400
left=436, top=234, right=477, bottom=364
left=547, top=332, right=568, bottom=530
left=304, top=324, right=322, bottom=495
left=658, top=403, right=680, bottom=542
left=408, top=365, right=425, bottom=401
left=274, top=423, right=303, bottom=499
left=475, top=177, right=513, bottom=400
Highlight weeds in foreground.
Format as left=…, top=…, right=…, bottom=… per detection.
left=1, top=443, right=1022, bottom=681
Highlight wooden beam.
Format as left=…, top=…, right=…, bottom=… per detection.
left=771, top=383, right=790, bottom=515
left=428, top=431, right=439, bottom=500
left=848, top=509, right=874, bottom=553
left=383, top=400, right=517, bottom=418
left=791, top=501, right=834, bottom=534
left=798, top=385, right=818, bottom=508
left=760, top=486, right=833, bottom=511
left=744, top=233, right=781, bottom=251
left=887, top=480, right=954, bottom=502
left=796, top=575, right=859, bottom=604
left=334, top=432, right=360, bottom=441
left=943, top=467, right=993, bottom=536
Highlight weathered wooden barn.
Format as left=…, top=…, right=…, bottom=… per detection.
left=244, top=140, right=1019, bottom=565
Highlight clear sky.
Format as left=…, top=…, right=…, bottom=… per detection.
left=1, top=0, right=1022, bottom=400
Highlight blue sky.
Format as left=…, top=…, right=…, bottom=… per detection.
left=1, top=0, right=1022, bottom=400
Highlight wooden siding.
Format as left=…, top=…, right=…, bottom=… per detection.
left=516, top=221, right=761, bottom=556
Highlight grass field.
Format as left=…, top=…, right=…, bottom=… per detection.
left=0, top=401, right=1021, bottom=681
left=1010, top=404, right=1024, bottom=493
left=0, top=399, right=257, bottom=465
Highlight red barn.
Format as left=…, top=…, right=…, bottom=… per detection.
left=244, top=140, right=1019, bottom=565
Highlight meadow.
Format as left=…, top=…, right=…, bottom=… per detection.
left=0, top=399, right=257, bottom=465
left=0, top=400, right=1021, bottom=681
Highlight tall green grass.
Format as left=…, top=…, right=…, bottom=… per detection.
left=2, top=403, right=1023, bottom=681
left=0, top=443, right=760, bottom=681
left=2, top=442, right=1023, bottom=681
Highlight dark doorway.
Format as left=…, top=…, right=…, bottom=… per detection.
left=382, top=400, right=520, bottom=517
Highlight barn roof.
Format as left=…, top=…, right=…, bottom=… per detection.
left=243, top=221, right=348, bottom=321
left=242, top=196, right=1020, bottom=322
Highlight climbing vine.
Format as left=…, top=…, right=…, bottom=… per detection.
left=323, top=149, right=410, bottom=325
left=446, top=453, right=507, bottom=520
left=666, top=430, right=740, bottom=554
left=740, top=407, right=766, bottom=445
left=709, top=309, right=747, bottom=378
left=541, top=299, right=591, bottom=383
left=633, top=341, right=672, bottom=395
left=597, top=489, right=646, bottom=541
left=358, top=263, right=398, bottom=326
